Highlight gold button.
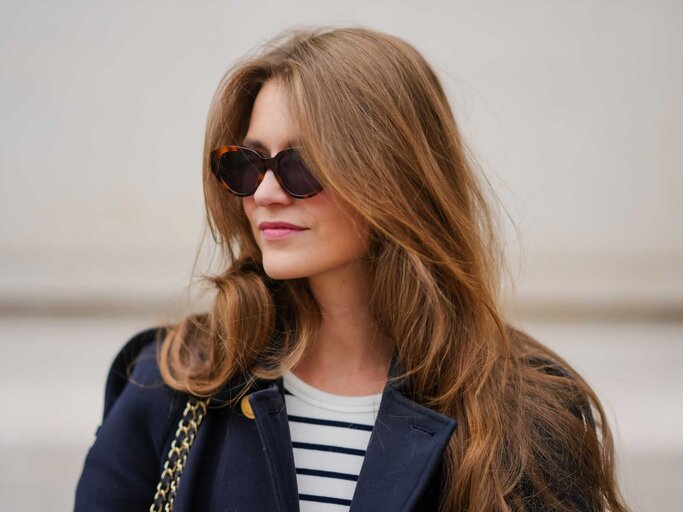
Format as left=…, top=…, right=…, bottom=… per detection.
left=240, top=395, right=255, bottom=419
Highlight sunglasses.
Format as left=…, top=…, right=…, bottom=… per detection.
left=209, top=145, right=323, bottom=199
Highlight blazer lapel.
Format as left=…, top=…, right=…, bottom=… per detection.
left=216, top=351, right=457, bottom=512
left=247, top=379, right=300, bottom=512
left=349, top=353, right=458, bottom=511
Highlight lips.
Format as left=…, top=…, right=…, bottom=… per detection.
left=258, top=221, right=306, bottom=230
left=258, top=221, right=308, bottom=241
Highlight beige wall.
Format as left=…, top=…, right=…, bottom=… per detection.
left=1, top=0, right=680, bottom=319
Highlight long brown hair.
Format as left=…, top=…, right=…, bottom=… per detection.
left=158, top=26, right=629, bottom=511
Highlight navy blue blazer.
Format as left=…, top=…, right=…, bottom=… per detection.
left=75, top=327, right=457, bottom=511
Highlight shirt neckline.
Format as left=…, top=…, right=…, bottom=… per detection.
left=282, top=369, right=383, bottom=413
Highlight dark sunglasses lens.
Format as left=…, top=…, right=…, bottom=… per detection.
left=216, top=149, right=262, bottom=195
left=279, top=151, right=322, bottom=197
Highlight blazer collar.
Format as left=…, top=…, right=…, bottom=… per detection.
left=226, top=348, right=457, bottom=512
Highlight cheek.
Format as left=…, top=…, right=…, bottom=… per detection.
left=241, top=197, right=253, bottom=216
left=318, top=208, right=369, bottom=257
left=312, top=194, right=368, bottom=250
left=241, top=198, right=256, bottom=227
left=240, top=198, right=260, bottom=240
left=348, top=219, right=371, bottom=255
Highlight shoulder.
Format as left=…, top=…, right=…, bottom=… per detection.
left=75, top=325, right=188, bottom=510
left=512, top=342, right=603, bottom=509
left=521, top=353, right=596, bottom=430
left=102, top=325, right=188, bottom=433
left=102, top=325, right=170, bottom=420
left=101, top=325, right=187, bottom=445
left=509, top=326, right=594, bottom=422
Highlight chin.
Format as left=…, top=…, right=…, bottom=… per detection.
left=261, top=259, right=312, bottom=281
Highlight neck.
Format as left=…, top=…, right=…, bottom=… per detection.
left=293, top=261, right=394, bottom=395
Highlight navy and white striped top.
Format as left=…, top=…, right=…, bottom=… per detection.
left=282, top=369, right=383, bottom=512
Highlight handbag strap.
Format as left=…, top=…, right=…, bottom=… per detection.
left=149, top=396, right=210, bottom=512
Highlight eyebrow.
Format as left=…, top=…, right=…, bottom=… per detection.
left=241, top=137, right=299, bottom=153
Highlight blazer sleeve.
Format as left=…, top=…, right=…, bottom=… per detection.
left=74, top=326, right=186, bottom=512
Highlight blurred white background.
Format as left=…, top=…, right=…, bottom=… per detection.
left=1, top=0, right=681, bottom=510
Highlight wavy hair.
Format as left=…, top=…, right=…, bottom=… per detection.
left=158, top=26, right=628, bottom=512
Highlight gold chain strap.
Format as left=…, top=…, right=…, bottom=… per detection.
left=149, top=397, right=210, bottom=512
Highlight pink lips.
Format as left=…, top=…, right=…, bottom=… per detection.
left=258, top=221, right=308, bottom=241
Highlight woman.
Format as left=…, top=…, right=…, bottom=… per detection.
left=75, top=26, right=629, bottom=511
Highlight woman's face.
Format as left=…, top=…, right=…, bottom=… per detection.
left=241, top=79, right=370, bottom=281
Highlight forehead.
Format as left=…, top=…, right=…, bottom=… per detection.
left=244, top=79, right=300, bottom=154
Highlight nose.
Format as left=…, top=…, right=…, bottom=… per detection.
left=253, top=169, right=292, bottom=205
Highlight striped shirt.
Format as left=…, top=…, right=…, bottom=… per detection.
left=282, top=369, right=383, bottom=512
